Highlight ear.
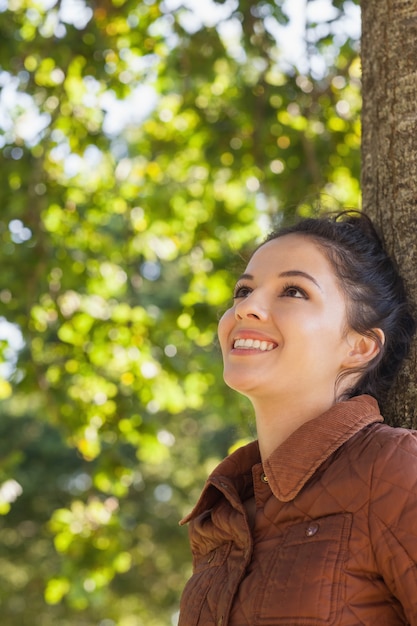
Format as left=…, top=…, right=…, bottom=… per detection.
left=342, top=328, right=385, bottom=370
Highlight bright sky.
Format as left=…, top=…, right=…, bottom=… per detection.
left=0, top=0, right=361, bottom=142
left=162, top=0, right=361, bottom=76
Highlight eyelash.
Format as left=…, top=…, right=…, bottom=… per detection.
left=233, top=283, right=252, bottom=299
left=233, top=282, right=308, bottom=300
left=281, top=282, right=308, bottom=299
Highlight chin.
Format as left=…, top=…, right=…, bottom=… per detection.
left=223, top=371, right=257, bottom=395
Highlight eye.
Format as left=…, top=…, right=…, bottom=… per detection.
left=233, top=282, right=252, bottom=299
left=281, top=283, right=308, bottom=299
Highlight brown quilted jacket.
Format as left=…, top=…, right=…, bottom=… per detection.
left=179, top=395, right=417, bottom=625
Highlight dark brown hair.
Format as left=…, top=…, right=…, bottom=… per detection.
left=262, top=211, right=416, bottom=406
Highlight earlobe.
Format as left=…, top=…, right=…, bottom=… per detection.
left=344, top=329, right=385, bottom=368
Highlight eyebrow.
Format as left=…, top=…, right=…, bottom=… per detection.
left=238, top=270, right=322, bottom=291
left=279, top=270, right=322, bottom=291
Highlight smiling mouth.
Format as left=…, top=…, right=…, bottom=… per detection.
left=233, top=338, right=276, bottom=351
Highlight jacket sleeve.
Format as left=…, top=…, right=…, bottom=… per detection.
left=369, top=428, right=417, bottom=624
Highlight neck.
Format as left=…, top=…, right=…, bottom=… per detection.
left=250, top=393, right=337, bottom=461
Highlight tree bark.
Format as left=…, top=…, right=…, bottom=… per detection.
left=361, top=0, right=417, bottom=427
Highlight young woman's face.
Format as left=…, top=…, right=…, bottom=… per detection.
left=218, top=234, right=356, bottom=406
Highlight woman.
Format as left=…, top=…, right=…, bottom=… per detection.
left=178, top=211, right=417, bottom=625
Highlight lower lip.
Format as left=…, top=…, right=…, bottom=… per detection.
left=231, top=346, right=275, bottom=355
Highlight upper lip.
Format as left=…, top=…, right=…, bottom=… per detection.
left=232, top=329, right=278, bottom=346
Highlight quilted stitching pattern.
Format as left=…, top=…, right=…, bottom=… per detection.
left=179, top=397, right=417, bottom=626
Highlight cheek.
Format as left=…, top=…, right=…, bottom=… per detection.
left=217, top=308, right=234, bottom=351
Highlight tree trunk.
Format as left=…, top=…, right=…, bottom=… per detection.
left=361, top=0, right=417, bottom=427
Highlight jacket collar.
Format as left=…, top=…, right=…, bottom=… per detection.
left=263, top=394, right=382, bottom=501
left=180, top=395, right=382, bottom=523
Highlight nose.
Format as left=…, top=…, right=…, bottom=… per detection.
left=235, top=292, right=269, bottom=321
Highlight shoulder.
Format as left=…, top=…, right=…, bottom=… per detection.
left=333, top=422, right=417, bottom=494
left=357, top=423, right=417, bottom=524
left=365, top=422, right=417, bottom=471
left=347, top=420, right=417, bottom=462
left=369, top=423, right=417, bottom=493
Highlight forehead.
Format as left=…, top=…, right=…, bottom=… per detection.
left=248, top=234, right=332, bottom=270
left=244, top=234, right=343, bottom=293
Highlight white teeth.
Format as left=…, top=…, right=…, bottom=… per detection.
left=233, top=338, right=275, bottom=351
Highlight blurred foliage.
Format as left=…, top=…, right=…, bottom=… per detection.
left=0, top=0, right=361, bottom=623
